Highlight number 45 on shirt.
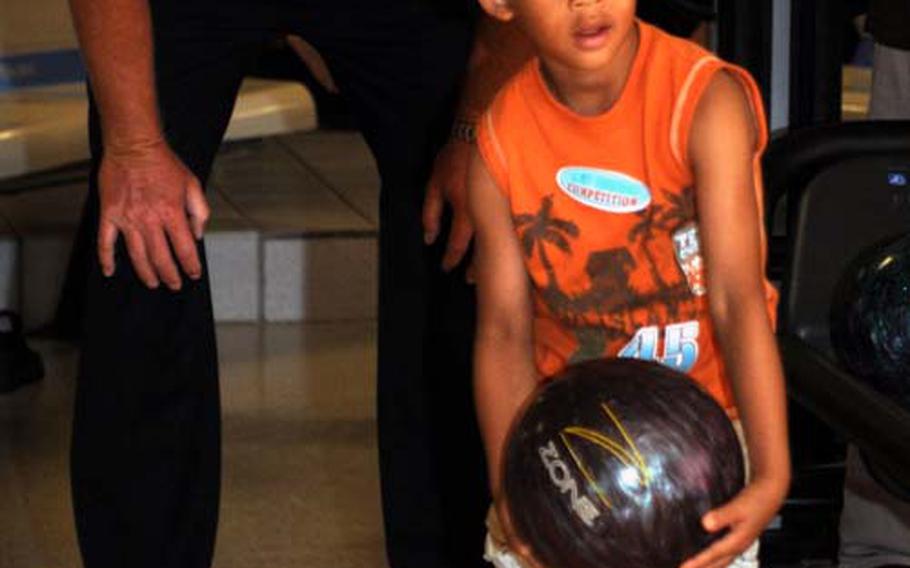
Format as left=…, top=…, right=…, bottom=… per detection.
left=618, top=321, right=700, bottom=373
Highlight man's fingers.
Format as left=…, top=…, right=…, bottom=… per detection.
left=165, top=215, right=202, bottom=280
left=441, top=212, right=474, bottom=271
left=422, top=182, right=444, bottom=245
left=144, top=225, right=182, bottom=291
left=122, top=228, right=159, bottom=289
left=98, top=220, right=119, bottom=277
left=185, top=178, right=210, bottom=240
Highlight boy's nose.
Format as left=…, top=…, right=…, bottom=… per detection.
left=569, top=0, right=602, bottom=10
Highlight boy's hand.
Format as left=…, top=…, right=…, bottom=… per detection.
left=490, top=497, right=545, bottom=568
left=422, top=139, right=475, bottom=274
left=680, top=475, right=788, bottom=568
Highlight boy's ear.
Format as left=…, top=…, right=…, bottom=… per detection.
left=478, top=0, right=515, bottom=22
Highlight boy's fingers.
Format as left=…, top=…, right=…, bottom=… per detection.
left=704, top=556, right=736, bottom=568
left=506, top=538, right=538, bottom=568
left=681, top=544, right=729, bottom=568
left=680, top=526, right=749, bottom=568
left=422, top=182, right=443, bottom=245
left=703, top=500, right=742, bottom=532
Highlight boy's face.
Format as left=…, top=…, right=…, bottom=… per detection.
left=484, top=0, right=637, bottom=72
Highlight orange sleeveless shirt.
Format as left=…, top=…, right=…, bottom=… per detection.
left=476, top=21, right=778, bottom=413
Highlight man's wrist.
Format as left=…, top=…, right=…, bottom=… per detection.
left=451, top=118, right=477, bottom=144
left=104, top=131, right=168, bottom=157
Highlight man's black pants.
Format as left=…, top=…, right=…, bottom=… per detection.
left=70, top=2, right=488, bottom=567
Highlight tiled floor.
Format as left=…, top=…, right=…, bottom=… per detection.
left=0, top=130, right=380, bottom=238
left=0, top=321, right=386, bottom=568
left=211, top=137, right=375, bottom=236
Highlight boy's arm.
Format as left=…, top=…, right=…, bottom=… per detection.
left=467, top=147, right=537, bottom=493
left=469, top=147, right=543, bottom=566
left=681, top=71, right=791, bottom=568
left=424, top=18, right=534, bottom=272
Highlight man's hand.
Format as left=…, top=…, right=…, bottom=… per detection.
left=98, top=140, right=210, bottom=290
left=422, top=139, right=475, bottom=274
left=680, top=474, right=789, bottom=568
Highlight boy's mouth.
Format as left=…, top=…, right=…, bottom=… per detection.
left=573, top=23, right=611, bottom=50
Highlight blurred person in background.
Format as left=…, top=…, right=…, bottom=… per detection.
left=865, top=0, right=910, bottom=119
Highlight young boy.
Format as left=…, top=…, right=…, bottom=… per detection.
left=467, top=1, right=791, bottom=567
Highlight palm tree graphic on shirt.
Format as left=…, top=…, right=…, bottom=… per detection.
left=514, top=188, right=700, bottom=362
left=514, top=195, right=579, bottom=306
left=627, top=186, right=699, bottom=320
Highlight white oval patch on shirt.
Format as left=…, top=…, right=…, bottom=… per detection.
left=556, top=167, right=652, bottom=214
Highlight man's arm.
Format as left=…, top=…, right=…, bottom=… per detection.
left=70, top=0, right=160, bottom=149
left=423, top=17, right=533, bottom=273
left=69, top=0, right=208, bottom=290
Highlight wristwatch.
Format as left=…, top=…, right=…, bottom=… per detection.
left=451, top=118, right=477, bottom=144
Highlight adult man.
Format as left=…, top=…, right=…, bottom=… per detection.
left=66, top=1, right=495, bottom=566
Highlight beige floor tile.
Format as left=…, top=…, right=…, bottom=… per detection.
left=278, top=132, right=380, bottom=226
left=212, top=140, right=373, bottom=235
left=263, top=237, right=378, bottom=323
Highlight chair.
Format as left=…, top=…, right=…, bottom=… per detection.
left=760, top=121, right=910, bottom=561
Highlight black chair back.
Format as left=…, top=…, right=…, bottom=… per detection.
left=782, top=156, right=910, bottom=351
left=764, top=121, right=910, bottom=347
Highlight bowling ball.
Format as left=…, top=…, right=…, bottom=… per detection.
left=830, top=233, right=910, bottom=410
left=502, top=358, right=744, bottom=568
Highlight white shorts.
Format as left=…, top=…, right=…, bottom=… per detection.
left=483, top=531, right=760, bottom=568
